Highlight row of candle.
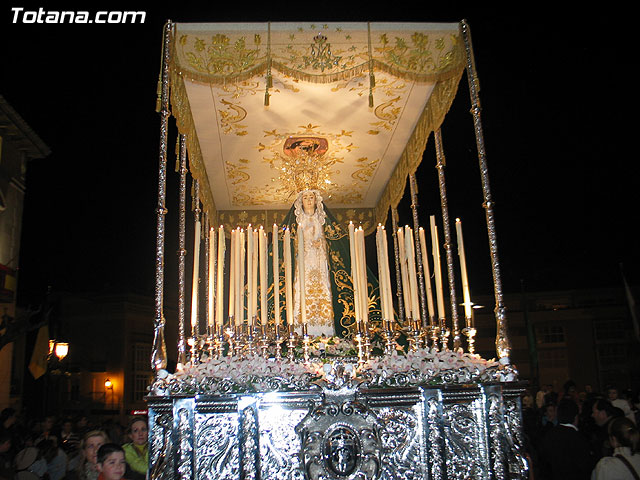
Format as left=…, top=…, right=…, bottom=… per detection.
left=188, top=217, right=474, bottom=333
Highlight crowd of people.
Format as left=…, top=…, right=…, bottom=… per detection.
left=521, top=381, right=640, bottom=479
left=0, top=409, right=148, bottom=480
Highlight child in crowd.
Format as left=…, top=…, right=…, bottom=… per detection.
left=96, top=443, right=127, bottom=480
left=122, top=417, right=148, bottom=480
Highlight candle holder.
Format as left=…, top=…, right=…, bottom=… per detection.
left=225, top=322, right=242, bottom=357
left=274, top=323, right=284, bottom=358
left=245, top=319, right=258, bottom=357
left=286, top=324, right=297, bottom=362
left=407, top=318, right=423, bottom=352
left=463, top=326, right=477, bottom=354
left=355, top=321, right=370, bottom=365
left=429, top=324, right=440, bottom=352
left=259, top=323, right=271, bottom=359
left=214, top=325, right=225, bottom=357
left=205, top=327, right=216, bottom=359
left=301, top=324, right=311, bottom=364
left=187, top=336, right=199, bottom=365
left=440, top=323, right=450, bottom=351
left=381, top=319, right=399, bottom=356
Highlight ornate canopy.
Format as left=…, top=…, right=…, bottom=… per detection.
left=168, top=22, right=465, bottom=233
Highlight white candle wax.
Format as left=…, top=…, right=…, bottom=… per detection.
left=348, top=222, right=361, bottom=323
left=298, top=226, right=306, bottom=325
left=419, top=227, right=435, bottom=320
left=381, top=227, right=393, bottom=322
left=284, top=228, right=293, bottom=326
left=259, top=227, right=267, bottom=326
left=357, top=227, right=368, bottom=323
left=430, top=216, right=445, bottom=322
left=208, top=226, right=215, bottom=328
left=397, top=227, right=412, bottom=319
left=456, top=218, right=472, bottom=321
left=405, top=226, right=420, bottom=321
left=273, top=224, right=280, bottom=325
left=191, top=219, right=201, bottom=328
left=229, top=229, right=236, bottom=321
left=216, top=226, right=225, bottom=328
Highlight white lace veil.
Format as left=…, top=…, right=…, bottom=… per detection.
left=293, top=190, right=326, bottom=226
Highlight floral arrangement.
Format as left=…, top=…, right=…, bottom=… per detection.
left=150, top=347, right=516, bottom=396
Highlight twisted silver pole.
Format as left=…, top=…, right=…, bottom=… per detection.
left=151, top=21, right=172, bottom=373
left=461, top=19, right=510, bottom=361
left=177, top=134, right=187, bottom=366
left=434, top=130, right=461, bottom=351
left=390, top=208, right=405, bottom=326
left=409, top=174, right=429, bottom=337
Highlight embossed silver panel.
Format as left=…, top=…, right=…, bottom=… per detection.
left=147, top=382, right=529, bottom=480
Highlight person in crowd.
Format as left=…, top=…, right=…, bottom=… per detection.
left=122, top=417, right=148, bottom=480
left=95, top=444, right=126, bottom=480
left=73, top=430, right=109, bottom=480
left=0, top=430, right=14, bottom=480
left=540, top=399, right=595, bottom=479
left=592, top=398, right=625, bottom=461
left=591, top=416, right=640, bottom=479
left=560, top=380, right=580, bottom=406
left=537, top=384, right=556, bottom=410
left=14, top=445, right=47, bottom=479
left=60, top=418, right=82, bottom=472
left=37, top=438, right=67, bottom=480
left=34, top=416, right=59, bottom=447
left=608, top=386, right=636, bottom=425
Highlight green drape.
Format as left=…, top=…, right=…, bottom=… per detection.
left=267, top=201, right=383, bottom=338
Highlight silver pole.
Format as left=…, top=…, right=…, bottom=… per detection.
left=151, top=21, right=172, bottom=372
left=177, top=134, right=187, bottom=366
left=461, top=20, right=510, bottom=361
left=434, top=129, right=461, bottom=350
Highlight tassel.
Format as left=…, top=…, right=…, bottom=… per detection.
left=369, top=92, right=374, bottom=108
left=264, top=91, right=270, bottom=106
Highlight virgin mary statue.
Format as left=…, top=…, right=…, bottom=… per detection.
left=292, top=190, right=334, bottom=337
left=273, top=189, right=382, bottom=338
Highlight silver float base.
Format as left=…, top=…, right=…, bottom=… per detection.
left=147, top=382, right=528, bottom=480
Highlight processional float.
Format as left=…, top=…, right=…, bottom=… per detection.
left=147, top=20, right=527, bottom=480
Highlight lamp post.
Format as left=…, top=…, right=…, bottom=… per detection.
left=104, top=378, right=114, bottom=410
left=44, top=340, right=70, bottom=415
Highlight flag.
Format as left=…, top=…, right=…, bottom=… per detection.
left=28, top=325, right=49, bottom=379
left=621, top=265, right=640, bottom=343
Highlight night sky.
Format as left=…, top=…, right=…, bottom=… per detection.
left=1, top=5, right=637, bottom=308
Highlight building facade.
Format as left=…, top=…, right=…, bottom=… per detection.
left=0, top=94, right=50, bottom=411
left=472, top=286, right=640, bottom=394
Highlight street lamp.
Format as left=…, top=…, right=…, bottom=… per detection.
left=54, top=342, right=69, bottom=361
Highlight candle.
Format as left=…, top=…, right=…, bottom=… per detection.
left=419, top=227, right=435, bottom=321
left=238, top=229, right=245, bottom=326
left=298, top=226, right=306, bottom=325
left=356, top=227, right=368, bottom=323
left=376, top=226, right=385, bottom=319
left=430, top=216, right=445, bottom=322
left=405, top=226, right=420, bottom=321
left=246, top=225, right=254, bottom=323
left=190, top=218, right=201, bottom=329
left=456, top=218, right=472, bottom=322
left=348, top=222, right=361, bottom=323
left=284, top=228, right=293, bottom=326
left=251, top=228, right=259, bottom=325
left=216, top=226, right=225, bottom=328
left=208, top=226, right=215, bottom=328
left=397, top=227, right=412, bottom=319
left=273, top=224, right=280, bottom=325
left=259, top=226, right=267, bottom=326
left=229, top=228, right=236, bottom=321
